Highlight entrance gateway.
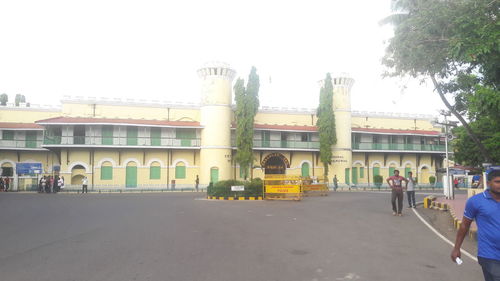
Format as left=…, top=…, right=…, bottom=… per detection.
left=261, top=153, right=290, bottom=175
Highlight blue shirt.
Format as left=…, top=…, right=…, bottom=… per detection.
left=464, top=190, right=500, bottom=261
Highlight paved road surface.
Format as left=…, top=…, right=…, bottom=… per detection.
left=0, top=192, right=482, bottom=281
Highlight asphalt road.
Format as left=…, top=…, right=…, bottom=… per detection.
left=0, top=192, right=483, bottom=281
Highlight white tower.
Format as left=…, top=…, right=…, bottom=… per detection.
left=197, top=62, right=236, bottom=185
left=330, top=75, right=354, bottom=185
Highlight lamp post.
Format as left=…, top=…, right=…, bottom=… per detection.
left=435, top=110, right=457, bottom=199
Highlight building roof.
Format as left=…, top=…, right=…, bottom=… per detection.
left=352, top=127, right=440, bottom=136
left=0, top=122, right=44, bottom=130
left=35, top=117, right=202, bottom=128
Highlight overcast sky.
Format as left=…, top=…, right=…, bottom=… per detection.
left=0, top=0, right=446, bottom=115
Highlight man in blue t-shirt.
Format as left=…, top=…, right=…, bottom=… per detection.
left=451, top=170, right=500, bottom=281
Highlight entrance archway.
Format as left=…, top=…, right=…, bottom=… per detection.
left=261, top=153, right=290, bottom=175
left=71, top=164, right=86, bottom=185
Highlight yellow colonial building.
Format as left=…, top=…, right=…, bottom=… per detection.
left=0, top=62, right=447, bottom=191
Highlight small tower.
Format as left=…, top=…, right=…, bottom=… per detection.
left=327, top=75, right=354, bottom=185
left=197, top=62, right=236, bottom=185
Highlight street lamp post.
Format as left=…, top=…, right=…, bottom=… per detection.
left=436, top=110, right=457, bottom=199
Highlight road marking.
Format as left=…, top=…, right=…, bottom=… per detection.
left=412, top=208, right=477, bottom=262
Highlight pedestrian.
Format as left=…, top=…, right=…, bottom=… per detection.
left=57, top=176, right=63, bottom=193
left=386, top=170, right=407, bottom=216
left=82, top=176, right=88, bottom=193
left=406, top=172, right=416, bottom=208
left=454, top=178, right=459, bottom=189
left=195, top=175, right=199, bottom=192
left=0, top=177, right=4, bottom=191
left=41, top=176, right=47, bottom=193
left=4, top=176, right=10, bottom=192
left=333, top=175, right=338, bottom=191
left=451, top=170, right=500, bottom=281
left=48, top=176, right=54, bottom=193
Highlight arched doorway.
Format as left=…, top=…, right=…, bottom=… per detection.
left=71, top=165, right=86, bottom=185
left=261, top=153, right=290, bottom=175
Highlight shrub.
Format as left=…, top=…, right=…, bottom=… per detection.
left=429, top=176, right=436, bottom=184
left=207, top=178, right=263, bottom=197
left=373, top=175, right=384, bottom=188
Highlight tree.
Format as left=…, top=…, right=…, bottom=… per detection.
left=15, top=94, right=26, bottom=106
left=0, top=93, right=7, bottom=106
left=382, top=0, right=499, bottom=164
left=234, top=67, right=260, bottom=179
left=316, top=73, right=337, bottom=176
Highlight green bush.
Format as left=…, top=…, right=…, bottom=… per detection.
left=373, top=175, right=384, bottom=188
left=429, top=176, right=436, bottom=184
left=207, top=178, right=263, bottom=197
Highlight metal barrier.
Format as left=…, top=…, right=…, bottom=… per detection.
left=302, top=176, right=329, bottom=197
left=264, top=175, right=302, bottom=201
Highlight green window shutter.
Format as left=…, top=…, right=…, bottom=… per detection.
left=405, top=167, right=412, bottom=178
left=126, top=166, right=137, bottom=187
left=351, top=167, right=358, bottom=184
left=175, top=165, right=186, bottom=179
left=360, top=167, right=364, bottom=178
left=150, top=128, right=161, bottom=146
left=373, top=167, right=380, bottom=176
left=210, top=168, right=219, bottom=183
left=101, top=166, right=113, bottom=180
left=345, top=168, right=350, bottom=185
left=127, top=127, right=138, bottom=146
left=389, top=167, right=395, bottom=177
left=102, top=126, right=113, bottom=145
left=150, top=166, right=161, bottom=179
left=25, top=131, right=37, bottom=148
left=2, top=130, right=14, bottom=140
left=301, top=163, right=310, bottom=177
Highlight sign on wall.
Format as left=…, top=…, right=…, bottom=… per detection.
left=15, top=163, right=42, bottom=175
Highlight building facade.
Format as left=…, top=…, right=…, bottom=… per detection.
left=0, top=62, right=448, bottom=190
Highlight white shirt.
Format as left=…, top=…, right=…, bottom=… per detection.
left=82, top=178, right=88, bottom=185
left=407, top=177, right=415, bottom=191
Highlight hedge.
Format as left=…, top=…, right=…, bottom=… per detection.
left=207, top=178, right=263, bottom=197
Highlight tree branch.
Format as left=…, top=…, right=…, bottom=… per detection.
left=430, top=74, right=492, bottom=163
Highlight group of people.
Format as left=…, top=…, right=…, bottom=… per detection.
left=386, top=169, right=417, bottom=216
left=38, top=175, right=65, bottom=193
left=0, top=176, right=11, bottom=192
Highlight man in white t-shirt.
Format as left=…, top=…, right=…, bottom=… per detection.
left=406, top=171, right=416, bottom=208
left=82, top=176, right=88, bottom=193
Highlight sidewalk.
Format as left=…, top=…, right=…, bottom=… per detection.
left=436, top=192, right=477, bottom=231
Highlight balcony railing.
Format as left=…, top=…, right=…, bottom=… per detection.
left=0, top=139, right=43, bottom=149
left=43, top=136, right=201, bottom=148
left=352, top=142, right=447, bottom=152
left=252, top=139, right=319, bottom=150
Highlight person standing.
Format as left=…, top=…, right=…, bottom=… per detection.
left=386, top=170, right=407, bottom=216
left=41, top=176, right=47, bottom=193
left=195, top=175, right=199, bottom=192
left=333, top=175, right=338, bottom=191
left=59, top=176, right=65, bottom=192
left=82, top=176, right=88, bottom=193
left=454, top=177, right=459, bottom=189
left=4, top=177, right=10, bottom=192
left=451, top=170, right=500, bottom=281
left=406, top=171, right=416, bottom=208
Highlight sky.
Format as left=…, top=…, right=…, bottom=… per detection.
left=0, top=0, right=447, bottom=115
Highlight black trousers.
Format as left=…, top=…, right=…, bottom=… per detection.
left=391, top=189, right=404, bottom=214
left=407, top=191, right=416, bottom=207
left=82, top=185, right=88, bottom=193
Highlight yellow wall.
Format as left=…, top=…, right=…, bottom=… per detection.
left=0, top=108, right=60, bottom=123
left=254, top=112, right=315, bottom=126
left=352, top=116, right=438, bottom=131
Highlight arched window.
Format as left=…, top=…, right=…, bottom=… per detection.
left=150, top=161, right=161, bottom=179
left=175, top=162, right=186, bottom=179
left=301, top=162, right=310, bottom=177
left=405, top=164, right=412, bottom=178
left=101, top=161, right=113, bottom=180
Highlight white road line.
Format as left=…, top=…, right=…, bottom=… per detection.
left=412, top=208, right=477, bottom=262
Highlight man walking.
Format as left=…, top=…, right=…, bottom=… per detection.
left=195, top=175, right=199, bottom=192
left=333, top=175, right=338, bottom=191
left=386, top=170, right=407, bottom=216
left=82, top=176, right=88, bottom=193
left=406, top=171, right=416, bottom=208
left=451, top=170, right=500, bottom=281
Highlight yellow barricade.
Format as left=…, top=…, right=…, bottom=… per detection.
left=264, top=175, right=302, bottom=201
left=302, top=176, right=329, bottom=197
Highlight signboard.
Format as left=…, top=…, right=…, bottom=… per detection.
left=265, top=184, right=301, bottom=194
left=16, top=163, right=42, bottom=175
left=231, top=185, right=245, bottom=191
